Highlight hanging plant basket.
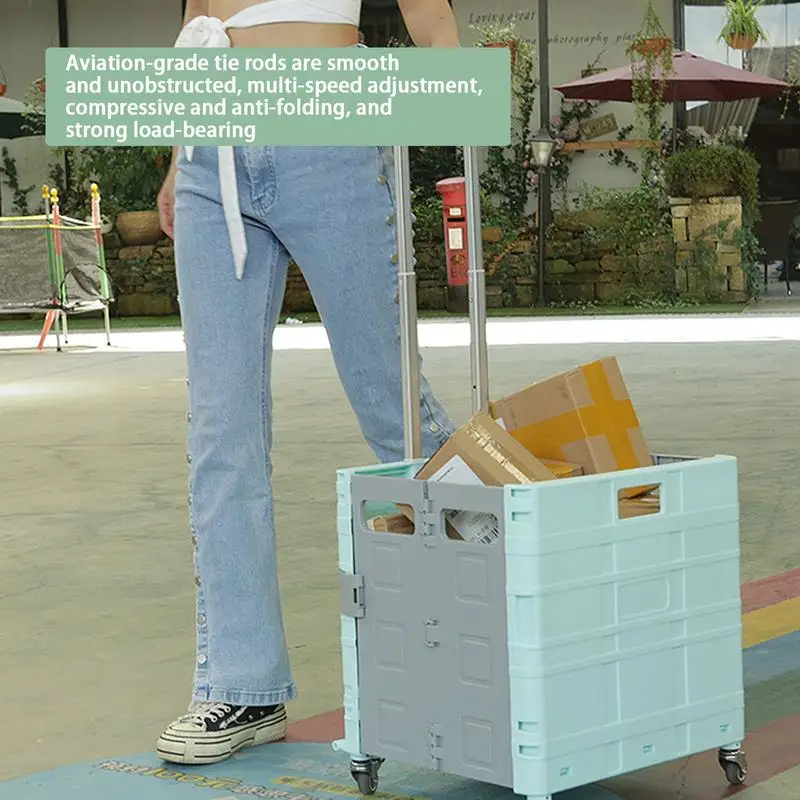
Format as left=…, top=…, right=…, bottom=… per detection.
left=633, top=36, right=672, bottom=57
left=484, top=40, right=517, bottom=69
left=718, top=0, right=768, bottom=53
left=0, top=84, right=6, bottom=97
left=726, top=33, right=756, bottom=50
left=34, top=78, right=46, bottom=94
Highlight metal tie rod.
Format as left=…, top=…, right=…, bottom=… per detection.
left=392, top=144, right=489, bottom=462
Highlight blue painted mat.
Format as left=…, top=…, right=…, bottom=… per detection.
left=0, top=742, right=623, bottom=800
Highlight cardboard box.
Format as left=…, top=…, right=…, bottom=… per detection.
left=416, top=413, right=558, bottom=485
left=367, top=514, right=415, bottom=534
left=401, top=413, right=557, bottom=543
left=541, top=459, right=583, bottom=478
left=489, top=357, right=653, bottom=497
left=619, top=491, right=661, bottom=519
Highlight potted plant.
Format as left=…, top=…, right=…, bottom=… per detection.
left=0, top=64, right=7, bottom=97
left=628, top=2, right=674, bottom=179
left=719, top=0, right=768, bottom=50
left=68, top=146, right=172, bottom=245
left=630, top=0, right=672, bottom=57
left=469, top=19, right=521, bottom=69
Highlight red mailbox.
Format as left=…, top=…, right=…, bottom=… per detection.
left=435, top=177, right=469, bottom=313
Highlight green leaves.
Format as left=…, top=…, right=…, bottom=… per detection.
left=627, top=2, right=673, bottom=179
left=66, top=146, right=172, bottom=217
left=718, top=0, right=768, bottom=45
left=664, top=144, right=760, bottom=223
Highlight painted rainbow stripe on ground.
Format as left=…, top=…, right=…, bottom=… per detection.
left=742, top=568, right=800, bottom=688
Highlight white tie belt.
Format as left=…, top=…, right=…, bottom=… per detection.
left=174, top=16, right=248, bottom=278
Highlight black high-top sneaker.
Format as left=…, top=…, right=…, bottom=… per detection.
left=156, top=701, right=287, bottom=764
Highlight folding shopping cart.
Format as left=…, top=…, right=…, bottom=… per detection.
left=333, top=145, right=749, bottom=800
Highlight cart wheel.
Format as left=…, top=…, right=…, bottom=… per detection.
left=352, top=771, right=378, bottom=795
left=718, top=747, right=747, bottom=786
left=723, top=761, right=746, bottom=786
left=349, top=757, right=384, bottom=796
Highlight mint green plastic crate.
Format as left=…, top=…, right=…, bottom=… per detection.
left=334, top=454, right=746, bottom=799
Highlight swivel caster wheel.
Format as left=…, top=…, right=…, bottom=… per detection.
left=718, top=746, right=747, bottom=786
left=350, top=756, right=384, bottom=795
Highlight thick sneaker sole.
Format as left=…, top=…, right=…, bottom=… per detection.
left=156, top=706, right=288, bottom=765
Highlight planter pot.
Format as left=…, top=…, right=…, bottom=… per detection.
left=484, top=40, right=516, bottom=69
left=726, top=34, right=756, bottom=50
left=0, top=84, right=6, bottom=97
left=633, top=37, right=672, bottom=57
left=116, top=210, right=162, bottom=246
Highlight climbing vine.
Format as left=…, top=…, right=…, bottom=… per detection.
left=0, top=148, right=35, bottom=215
left=470, top=20, right=536, bottom=226
left=627, top=1, right=674, bottom=180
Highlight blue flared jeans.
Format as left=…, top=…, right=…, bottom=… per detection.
left=173, top=143, right=454, bottom=705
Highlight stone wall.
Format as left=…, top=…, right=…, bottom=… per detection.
left=103, top=233, right=179, bottom=316
left=102, top=228, right=540, bottom=316
left=284, top=231, right=539, bottom=311
left=101, top=221, right=646, bottom=314
left=544, top=211, right=675, bottom=304
left=669, top=196, right=747, bottom=302
left=101, top=202, right=746, bottom=316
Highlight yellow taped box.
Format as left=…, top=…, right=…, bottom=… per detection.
left=489, top=357, right=653, bottom=498
left=398, top=413, right=557, bottom=543
left=541, top=459, right=583, bottom=478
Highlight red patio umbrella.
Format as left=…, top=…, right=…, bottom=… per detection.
left=554, top=51, right=790, bottom=103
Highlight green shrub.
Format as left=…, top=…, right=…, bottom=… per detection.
left=574, top=181, right=671, bottom=244
left=664, top=144, right=760, bottom=223
left=572, top=182, right=675, bottom=299
left=408, top=147, right=463, bottom=200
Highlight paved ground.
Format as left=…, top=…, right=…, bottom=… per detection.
left=1, top=315, right=799, bottom=793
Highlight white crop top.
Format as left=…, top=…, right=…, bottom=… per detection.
left=174, top=0, right=364, bottom=279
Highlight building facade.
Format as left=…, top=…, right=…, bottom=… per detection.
left=1, top=0, right=798, bottom=214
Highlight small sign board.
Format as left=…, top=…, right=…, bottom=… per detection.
left=580, top=113, right=618, bottom=141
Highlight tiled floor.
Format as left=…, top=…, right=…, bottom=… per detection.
left=1, top=317, right=799, bottom=797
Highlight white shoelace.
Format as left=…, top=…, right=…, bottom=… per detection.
left=179, top=701, right=233, bottom=727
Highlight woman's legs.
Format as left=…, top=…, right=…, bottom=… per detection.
left=157, top=146, right=293, bottom=764
left=157, top=144, right=456, bottom=766
left=260, top=144, right=455, bottom=459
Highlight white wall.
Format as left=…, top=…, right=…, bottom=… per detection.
left=451, top=0, right=675, bottom=200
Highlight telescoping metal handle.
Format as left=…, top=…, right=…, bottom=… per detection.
left=392, top=145, right=489, bottom=461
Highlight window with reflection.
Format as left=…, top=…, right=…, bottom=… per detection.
left=683, top=0, right=799, bottom=202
